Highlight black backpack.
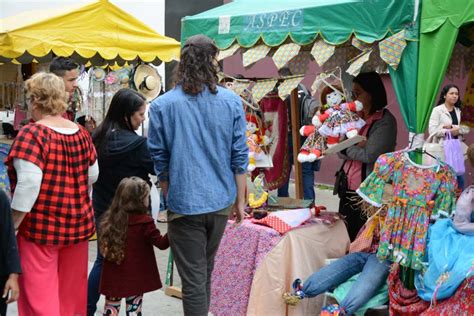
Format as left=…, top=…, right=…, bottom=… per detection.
left=298, top=84, right=319, bottom=126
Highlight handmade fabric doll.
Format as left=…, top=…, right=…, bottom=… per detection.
left=246, top=114, right=270, bottom=172
left=248, top=173, right=268, bottom=209
left=313, top=86, right=365, bottom=147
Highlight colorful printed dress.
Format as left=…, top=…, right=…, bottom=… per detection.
left=356, top=151, right=457, bottom=270
left=318, top=107, right=365, bottom=138
left=300, top=130, right=327, bottom=155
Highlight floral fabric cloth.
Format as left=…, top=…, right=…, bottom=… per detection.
left=420, top=277, right=474, bottom=315
left=210, top=220, right=283, bottom=316
left=388, top=263, right=430, bottom=315
left=357, top=151, right=457, bottom=270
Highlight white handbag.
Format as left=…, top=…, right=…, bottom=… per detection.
left=422, top=132, right=468, bottom=165
left=422, top=132, right=444, bottom=165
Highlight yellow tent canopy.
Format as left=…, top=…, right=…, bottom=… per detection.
left=0, top=0, right=180, bottom=65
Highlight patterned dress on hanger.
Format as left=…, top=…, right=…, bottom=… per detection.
left=356, top=151, right=457, bottom=270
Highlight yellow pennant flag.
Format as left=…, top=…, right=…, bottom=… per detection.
left=352, top=37, right=371, bottom=51
left=243, top=44, right=271, bottom=67
left=217, top=43, right=240, bottom=61
left=251, top=79, right=278, bottom=103
left=379, top=30, right=406, bottom=70
left=230, top=81, right=250, bottom=96
left=278, top=77, right=303, bottom=100
left=311, top=38, right=335, bottom=67
left=272, top=43, right=301, bottom=69
left=347, top=50, right=372, bottom=77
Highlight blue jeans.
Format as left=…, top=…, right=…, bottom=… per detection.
left=278, top=135, right=320, bottom=201
left=160, top=190, right=167, bottom=211
left=87, top=215, right=104, bottom=316
left=302, top=252, right=390, bottom=315
left=278, top=162, right=317, bottom=200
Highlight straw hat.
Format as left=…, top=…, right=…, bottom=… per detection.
left=133, top=64, right=161, bottom=102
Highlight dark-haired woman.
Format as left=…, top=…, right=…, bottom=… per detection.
left=337, top=72, right=397, bottom=241
left=87, top=88, right=155, bottom=316
left=429, top=84, right=470, bottom=190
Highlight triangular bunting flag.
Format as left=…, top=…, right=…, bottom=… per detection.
left=230, top=81, right=250, bottom=96
left=217, top=43, right=240, bottom=61
left=251, top=79, right=278, bottom=103
left=272, top=43, right=301, bottom=69
left=346, top=50, right=372, bottom=76
left=287, top=51, right=311, bottom=75
left=352, top=37, right=371, bottom=51
left=278, top=77, right=303, bottom=100
left=311, top=39, right=335, bottom=67
left=379, top=30, right=407, bottom=70
left=243, top=44, right=271, bottom=67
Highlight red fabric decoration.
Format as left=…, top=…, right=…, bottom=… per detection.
left=388, top=264, right=429, bottom=315
left=254, top=96, right=289, bottom=190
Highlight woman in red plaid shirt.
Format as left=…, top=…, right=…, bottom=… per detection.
left=6, top=72, right=98, bottom=316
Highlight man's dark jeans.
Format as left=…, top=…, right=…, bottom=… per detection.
left=168, top=212, right=228, bottom=316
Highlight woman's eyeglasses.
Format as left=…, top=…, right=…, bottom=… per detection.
left=351, top=91, right=361, bottom=100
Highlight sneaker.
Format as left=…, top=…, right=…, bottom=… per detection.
left=282, top=278, right=305, bottom=306
left=320, top=304, right=345, bottom=316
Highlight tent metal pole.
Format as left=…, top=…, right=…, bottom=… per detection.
left=290, top=88, right=303, bottom=199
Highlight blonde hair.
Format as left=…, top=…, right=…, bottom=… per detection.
left=25, top=72, right=68, bottom=115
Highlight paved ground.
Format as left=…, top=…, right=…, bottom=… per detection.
left=7, top=183, right=341, bottom=315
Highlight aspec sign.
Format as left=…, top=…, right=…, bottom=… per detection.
left=243, top=10, right=303, bottom=33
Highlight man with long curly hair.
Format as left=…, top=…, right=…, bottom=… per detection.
left=147, top=34, right=248, bottom=316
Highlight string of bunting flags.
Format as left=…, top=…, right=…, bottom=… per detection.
left=218, top=30, right=408, bottom=77
left=221, top=73, right=305, bottom=103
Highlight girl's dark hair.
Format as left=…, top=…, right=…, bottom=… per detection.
left=92, top=88, right=146, bottom=153
left=437, top=84, right=462, bottom=108
left=98, top=177, right=150, bottom=264
left=177, top=35, right=219, bottom=95
left=353, top=72, right=388, bottom=114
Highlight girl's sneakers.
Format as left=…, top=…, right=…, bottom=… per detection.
left=282, top=278, right=305, bottom=306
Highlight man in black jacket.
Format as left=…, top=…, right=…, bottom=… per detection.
left=0, top=189, right=21, bottom=315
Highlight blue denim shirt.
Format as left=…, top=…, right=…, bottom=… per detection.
left=147, top=85, right=248, bottom=215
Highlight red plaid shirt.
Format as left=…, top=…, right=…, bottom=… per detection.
left=6, top=123, right=97, bottom=245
